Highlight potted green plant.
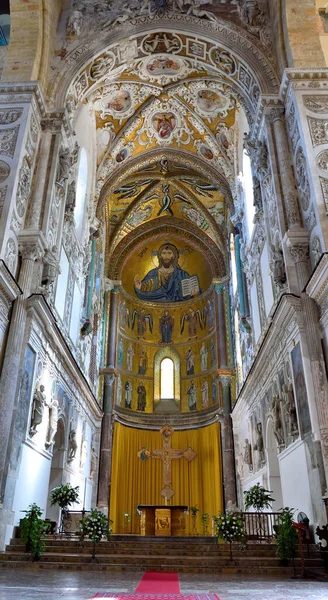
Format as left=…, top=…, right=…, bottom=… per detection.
left=214, top=512, right=246, bottom=561
left=244, top=483, right=275, bottom=540
left=49, top=483, right=79, bottom=533
left=19, top=503, right=47, bottom=561
left=79, top=508, right=113, bottom=562
left=189, top=505, right=199, bottom=535
left=201, top=512, right=210, bottom=536
left=275, top=507, right=298, bottom=567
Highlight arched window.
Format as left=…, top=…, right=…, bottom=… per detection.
left=0, top=2, right=10, bottom=46
left=160, top=357, right=174, bottom=399
left=75, top=148, right=88, bottom=242
left=242, top=149, right=255, bottom=238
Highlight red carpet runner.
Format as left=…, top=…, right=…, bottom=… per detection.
left=93, top=571, right=220, bottom=599
left=135, top=572, right=180, bottom=594
left=92, top=595, right=220, bottom=600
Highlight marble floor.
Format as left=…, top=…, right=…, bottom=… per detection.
left=0, top=569, right=327, bottom=600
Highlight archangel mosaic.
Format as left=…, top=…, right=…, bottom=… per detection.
left=0, top=0, right=328, bottom=549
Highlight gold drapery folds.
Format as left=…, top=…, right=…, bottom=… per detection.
left=110, top=422, right=223, bottom=533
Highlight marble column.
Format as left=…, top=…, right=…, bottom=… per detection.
left=219, top=374, right=237, bottom=508
left=215, top=283, right=227, bottom=368
left=98, top=284, right=120, bottom=514
left=264, top=106, right=310, bottom=293
left=0, top=232, right=46, bottom=498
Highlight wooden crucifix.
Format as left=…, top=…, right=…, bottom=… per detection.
left=137, top=424, right=197, bottom=503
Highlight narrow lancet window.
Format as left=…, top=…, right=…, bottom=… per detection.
left=160, top=357, right=174, bottom=399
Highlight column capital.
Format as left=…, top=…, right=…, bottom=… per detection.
left=213, top=277, right=229, bottom=293
left=263, top=104, right=285, bottom=124
left=18, top=230, right=47, bottom=261
left=218, top=369, right=234, bottom=387
left=41, top=112, right=65, bottom=134
left=284, top=229, right=309, bottom=264
left=105, top=279, right=121, bottom=293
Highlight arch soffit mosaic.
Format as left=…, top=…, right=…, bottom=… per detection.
left=98, top=148, right=233, bottom=214
left=106, top=174, right=227, bottom=256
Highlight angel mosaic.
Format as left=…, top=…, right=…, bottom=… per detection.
left=180, top=307, right=203, bottom=339
left=132, top=309, right=153, bottom=338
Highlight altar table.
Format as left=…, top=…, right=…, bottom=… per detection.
left=137, top=505, right=188, bottom=536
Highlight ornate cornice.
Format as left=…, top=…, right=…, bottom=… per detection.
left=280, top=69, right=328, bottom=102
left=113, top=403, right=223, bottom=431
left=0, top=81, right=47, bottom=117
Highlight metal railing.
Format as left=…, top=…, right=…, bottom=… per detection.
left=241, top=512, right=281, bottom=541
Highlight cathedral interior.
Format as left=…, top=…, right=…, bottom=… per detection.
left=1, top=1, right=328, bottom=592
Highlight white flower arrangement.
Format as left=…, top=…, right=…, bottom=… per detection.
left=214, top=512, right=245, bottom=543
left=80, top=508, right=113, bottom=543
left=50, top=483, right=80, bottom=510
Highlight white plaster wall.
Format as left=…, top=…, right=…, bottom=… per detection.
left=55, top=247, right=69, bottom=320
left=73, top=104, right=97, bottom=246
left=260, top=243, right=274, bottom=317
left=9, top=443, right=51, bottom=544
left=279, top=440, right=314, bottom=523
left=250, top=281, right=261, bottom=343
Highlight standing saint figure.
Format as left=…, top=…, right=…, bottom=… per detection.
left=283, top=383, right=299, bottom=437
left=201, top=379, right=209, bottom=409
left=243, top=439, right=253, bottom=471
left=138, top=348, right=148, bottom=375
left=210, top=339, right=216, bottom=367
left=124, top=380, right=132, bottom=409
left=137, top=381, right=147, bottom=411
left=68, top=429, right=78, bottom=461
left=116, top=374, right=122, bottom=405
left=187, top=380, right=197, bottom=411
left=204, top=299, right=215, bottom=330
left=117, top=338, right=124, bottom=367
left=159, top=310, right=174, bottom=344
left=45, top=399, right=58, bottom=448
left=200, top=342, right=208, bottom=372
left=126, top=343, right=134, bottom=371
left=29, top=385, right=47, bottom=437
left=185, top=347, right=195, bottom=375
left=212, top=374, right=217, bottom=403
left=254, top=422, right=265, bottom=464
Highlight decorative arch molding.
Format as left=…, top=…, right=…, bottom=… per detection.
left=154, top=345, right=181, bottom=411
left=97, top=148, right=234, bottom=215
left=107, top=217, right=227, bottom=281
left=48, top=15, right=279, bottom=108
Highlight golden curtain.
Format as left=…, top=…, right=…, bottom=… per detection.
left=110, top=422, right=223, bottom=533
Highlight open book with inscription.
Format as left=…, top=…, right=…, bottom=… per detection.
left=180, top=275, right=200, bottom=298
